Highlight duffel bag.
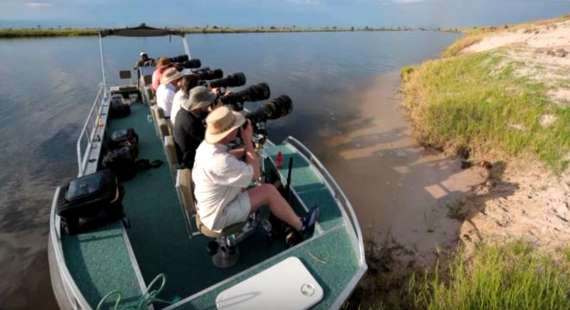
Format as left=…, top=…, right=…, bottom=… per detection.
left=102, top=146, right=137, bottom=181
left=110, top=128, right=139, bottom=158
left=109, top=97, right=131, bottom=119
left=57, top=169, right=127, bottom=235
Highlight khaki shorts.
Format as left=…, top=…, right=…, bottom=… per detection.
left=216, top=192, right=251, bottom=230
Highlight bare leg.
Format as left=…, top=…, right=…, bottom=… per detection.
left=247, top=184, right=303, bottom=231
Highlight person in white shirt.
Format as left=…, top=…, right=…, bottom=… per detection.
left=171, top=75, right=200, bottom=126
left=192, top=106, right=318, bottom=234
left=156, top=67, right=182, bottom=118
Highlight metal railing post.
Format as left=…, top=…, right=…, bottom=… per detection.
left=98, top=34, right=107, bottom=89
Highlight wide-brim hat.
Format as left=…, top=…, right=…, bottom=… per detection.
left=182, top=86, right=216, bottom=111
left=205, top=106, right=246, bottom=144
left=161, top=68, right=183, bottom=85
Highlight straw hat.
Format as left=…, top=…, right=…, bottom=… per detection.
left=156, top=57, right=172, bottom=69
left=182, top=86, right=216, bottom=111
left=161, top=67, right=183, bottom=85
left=205, top=106, right=245, bottom=144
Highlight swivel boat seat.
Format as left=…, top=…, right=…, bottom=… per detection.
left=196, top=216, right=248, bottom=269
left=176, top=169, right=261, bottom=268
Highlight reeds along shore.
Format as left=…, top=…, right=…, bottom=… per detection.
left=0, top=26, right=461, bottom=39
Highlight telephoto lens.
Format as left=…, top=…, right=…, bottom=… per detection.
left=168, top=54, right=189, bottom=63
left=208, top=73, right=247, bottom=89
left=194, top=68, right=224, bottom=80
left=179, top=58, right=201, bottom=69
left=220, top=82, right=270, bottom=108
left=246, top=95, right=293, bottom=123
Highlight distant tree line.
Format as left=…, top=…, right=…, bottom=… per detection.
left=0, top=25, right=462, bottom=38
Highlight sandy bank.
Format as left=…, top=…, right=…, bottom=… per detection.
left=402, top=15, right=570, bottom=257
left=464, top=17, right=570, bottom=107
left=451, top=17, right=570, bottom=256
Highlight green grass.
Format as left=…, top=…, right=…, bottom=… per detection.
left=401, top=50, right=570, bottom=172
left=0, top=28, right=99, bottom=38
left=409, top=242, right=570, bottom=310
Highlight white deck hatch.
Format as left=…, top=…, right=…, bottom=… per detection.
left=216, top=256, right=323, bottom=310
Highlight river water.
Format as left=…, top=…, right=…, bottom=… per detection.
left=0, top=32, right=458, bottom=309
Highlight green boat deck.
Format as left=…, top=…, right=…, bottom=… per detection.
left=61, top=102, right=364, bottom=309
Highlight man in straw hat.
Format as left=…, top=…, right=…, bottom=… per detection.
left=174, top=86, right=217, bottom=168
left=192, top=106, right=319, bottom=234
left=151, top=56, right=172, bottom=92
left=156, top=67, right=183, bottom=118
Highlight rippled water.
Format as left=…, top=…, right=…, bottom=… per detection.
left=0, top=31, right=459, bottom=308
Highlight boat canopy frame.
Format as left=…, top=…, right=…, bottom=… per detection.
left=99, top=23, right=186, bottom=38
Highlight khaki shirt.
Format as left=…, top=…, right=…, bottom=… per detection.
left=192, top=141, right=253, bottom=229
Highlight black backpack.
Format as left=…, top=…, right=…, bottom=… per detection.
left=57, top=169, right=127, bottom=235
left=102, top=146, right=137, bottom=181
left=109, top=96, right=131, bottom=119
left=110, top=128, right=139, bottom=158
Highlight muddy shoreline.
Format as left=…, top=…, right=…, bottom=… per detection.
left=319, top=71, right=488, bottom=266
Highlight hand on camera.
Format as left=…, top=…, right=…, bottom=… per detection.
left=240, top=119, right=253, bottom=145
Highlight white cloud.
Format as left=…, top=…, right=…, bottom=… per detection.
left=25, top=2, right=53, bottom=9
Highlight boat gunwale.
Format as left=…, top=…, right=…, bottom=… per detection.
left=76, top=85, right=105, bottom=177
left=49, top=186, right=92, bottom=309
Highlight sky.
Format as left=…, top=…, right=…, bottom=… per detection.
left=1, top=0, right=570, bottom=28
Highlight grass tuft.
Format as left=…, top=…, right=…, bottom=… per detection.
left=409, top=242, right=570, bottom=310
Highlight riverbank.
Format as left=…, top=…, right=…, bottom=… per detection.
left=347, top=13, right=570, bottom=309
left=0, top=26, right=460, bottom=39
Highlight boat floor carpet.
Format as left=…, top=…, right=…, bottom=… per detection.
left=62, top=223, right=143, bottom=308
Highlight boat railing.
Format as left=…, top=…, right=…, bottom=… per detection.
left=49, top=187, right=91, bottom=309
left=284, top=137, right=366, bottom=266
left=76, top=84, right=106, bottom=177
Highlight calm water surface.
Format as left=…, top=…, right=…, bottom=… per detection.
left=0, top=31, right=458, bottom=308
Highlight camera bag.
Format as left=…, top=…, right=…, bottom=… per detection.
left=102, top=146, right=137, bottom=181
left=57, top=169, right=126, bottom=235
left=110, top=128, right=139, bottom=158
left=109, top=96, right=131, bottom=119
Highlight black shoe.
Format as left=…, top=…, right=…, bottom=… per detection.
left=301, top=206, right=319, bottom=235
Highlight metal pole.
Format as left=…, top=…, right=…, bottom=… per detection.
left=183, top=35, right=192, bottom=59
left=98, top=33, right=107, bottom=88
